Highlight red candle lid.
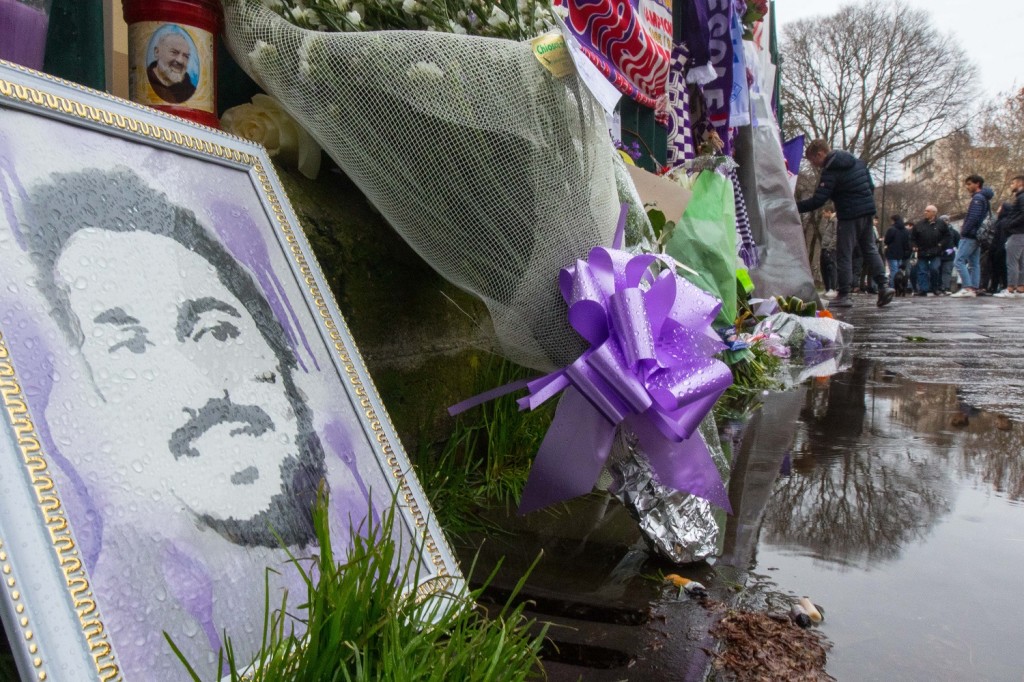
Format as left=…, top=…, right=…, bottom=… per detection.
left=123, top=0, right=223, bottom=34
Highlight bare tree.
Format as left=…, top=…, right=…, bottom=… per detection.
left=977, top=87, right=1024, bottom=194
left=779, top=0, right=977, bottom=171
left=878, top=180, right=931, bottom=225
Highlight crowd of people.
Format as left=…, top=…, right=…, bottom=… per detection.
left=798, top=137, right=1024, bottom=307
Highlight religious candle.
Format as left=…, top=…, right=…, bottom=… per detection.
left=123, top=0, right=222, bottom=128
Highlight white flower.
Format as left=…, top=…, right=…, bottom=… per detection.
left=297, top=33, right=320, bottom=78
left=345, top=9, right=362, bottom=25
left=220, top=95, right=322, bottom=180
left=406, top=60, right=444, bottom=80
left=262, top=0, right=285, bottom=11
left=333, top=0, right=349, bottom=10
left=448, top=20, right=467, bottom=34
left=401, top=0, right=421, bottom=14
left=247, top=40, right=279, bottom=67
left=289, top=7, right=322, bottom=26
left=517, top=0, right=528, bottom=14
left=487, top=6, right=510, bottom=27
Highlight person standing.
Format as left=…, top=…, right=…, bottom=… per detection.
left=952, top=175, right=994, bottom=297
left=883, top=214, right=912, bottom=288
left=797, top=140, right=895, bottom=308
left=988, top=201, right=1013, bottom=294
left=995, top=175, right=1024, bottom=297
left=911, top=206, right=949, bottom=296
left=819, top=204, right=838, bottom=297
left=939, top=214, right=958, bottom=295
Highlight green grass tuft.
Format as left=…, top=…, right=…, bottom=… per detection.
left=412, top=357, right=554, bottom=537
left=170, top=490, right=547, bottom=681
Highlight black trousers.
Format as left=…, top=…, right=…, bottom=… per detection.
left=836, top=216, right=886, bottom=295
left=820, top=248, right=837, bottom=290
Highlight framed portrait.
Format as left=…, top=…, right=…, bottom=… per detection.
left=0, top=60, right=461, bottom=681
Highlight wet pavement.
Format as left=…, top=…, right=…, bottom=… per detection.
left=464, top=294, right=1024, bottom=681
left=743, top=361, right=1024, bottom=681
left=831, top=292, right=1024, bottom=421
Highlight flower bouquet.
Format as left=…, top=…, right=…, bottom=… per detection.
left=223, top=0, right=621, bottom=372
left=223, top=1, right=734, bottom=558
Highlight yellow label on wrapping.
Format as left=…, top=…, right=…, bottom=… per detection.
left=128, top=21, right=214, bottom=113
left=530, top=33, right=574, bottom=78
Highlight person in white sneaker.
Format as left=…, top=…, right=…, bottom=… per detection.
left=952, top=174, right=994, bottom=297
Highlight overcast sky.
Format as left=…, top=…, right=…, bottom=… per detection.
left=775, top=0, right=1024, bottom=97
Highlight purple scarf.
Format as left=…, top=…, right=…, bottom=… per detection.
left=666, top=42, right=695, bottom=168
left=703, top=0, right=735, bottom=154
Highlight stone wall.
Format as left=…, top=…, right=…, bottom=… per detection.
left=274, top=161, right=497, bottom=449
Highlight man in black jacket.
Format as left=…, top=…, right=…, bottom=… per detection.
left=884, top=215, right=912, bottom=288
left=911, top=205, right=953, bottom=295
left=797, top=140, right=894, bottom=308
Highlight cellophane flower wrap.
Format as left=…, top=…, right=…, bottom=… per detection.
left=223, top=0, right=622, bottom=371
left=225, top=1, right=733, bottom=518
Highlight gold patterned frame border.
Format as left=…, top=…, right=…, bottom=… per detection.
left=0, top=62, right=457, bottom=676
left=0, top=333, right=120, bottom=682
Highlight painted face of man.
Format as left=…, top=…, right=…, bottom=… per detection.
left=154, top=34, right=191, bottom=85
left=55, top=229, right=305, bottom=531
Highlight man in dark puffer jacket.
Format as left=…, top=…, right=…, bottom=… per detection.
left=797, top=140, right=895, bottom=309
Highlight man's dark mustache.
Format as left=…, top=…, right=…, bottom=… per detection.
left=169, top=393, right=275, bottom=460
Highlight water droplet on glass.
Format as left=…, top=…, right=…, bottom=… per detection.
left=73, top=276, right=87, bottom=290
left=131, top=460, right=144, bottom=474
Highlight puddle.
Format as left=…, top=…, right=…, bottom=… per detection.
left=720, top=359, right=1024, bottom=681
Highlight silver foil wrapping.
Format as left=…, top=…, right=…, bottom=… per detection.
left=609, top=414, right=730, bottom=564
left=754, top=312, right=854, bottom=384
left=755, top=311, right=853, bottom=348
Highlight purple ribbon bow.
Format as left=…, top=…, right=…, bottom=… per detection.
left=524, top=209, right=736, bottom=516
left=450, top=207, right=734, bottom=515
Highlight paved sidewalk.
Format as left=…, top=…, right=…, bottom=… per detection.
left=827, top=293, right=1024, bottom=421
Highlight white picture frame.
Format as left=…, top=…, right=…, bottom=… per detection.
left=0, top=60, right=461, bottom=682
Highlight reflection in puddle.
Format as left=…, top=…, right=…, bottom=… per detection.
left=721, top=359, right=1024, bottom=680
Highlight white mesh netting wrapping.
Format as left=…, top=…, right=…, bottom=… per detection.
left=223, top=0, right=622, bottom=371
